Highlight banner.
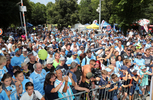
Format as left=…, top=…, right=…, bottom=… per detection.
left=101, top=20, right=105, bottom=30
left=138, top=19, right=150, bottom=33
left=92, top=20, right=98, bottom=24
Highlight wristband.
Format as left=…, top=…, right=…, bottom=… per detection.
left=60, top=82, right=63, bottom=86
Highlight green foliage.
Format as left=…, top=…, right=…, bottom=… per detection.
left=0, top=0, right=20, bottom=29
left=46, top=0, right=79, bottom=27
left=30, top=3, right=47, bottom=26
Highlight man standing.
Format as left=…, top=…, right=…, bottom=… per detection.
left=66, top=52, right=80, bottom=66
left=53, top=53, right=61, bottom=68
left=27, top=55, right=37, bottom=72
left=44, top=58, right=55, bottom=73
left=81, top=60, right=100, bottom=86
left=54, top=69, right=75, bottom=100
left=11, top=48, right=24, bottom=67
left=30, top=63, right=47, bottom=95
left=66, top=62, right=90, bottom=100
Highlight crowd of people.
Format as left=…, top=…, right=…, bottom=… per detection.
left=0, top=27, right=153, bottom=100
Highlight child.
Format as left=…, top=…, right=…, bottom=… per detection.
left=99, top=70, right=110, bottom=100
left=139, top=65, right=153, bottom=95
left=20, top=82, right=45, bottom=100
left=21, top=62, right=32, bottom=79
left=129, top=69, right=139, bottom=100
left=2, top=73, right=22, bottom=100
left=12, top=66, right=21, bottom=82
left=0, top=82, right=9, bottom=100
left=0, top=56, right=8, bottom=81
left=109, top=74, right=132, bottom=100
left=14, top=71, right=30, bottom=96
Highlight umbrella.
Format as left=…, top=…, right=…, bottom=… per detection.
left=85, top=23, right=90, bottom=25
left=86, top=24, right=99, bottom=29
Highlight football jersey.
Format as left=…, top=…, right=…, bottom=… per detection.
left=6, top=84, right=17, bottom=100
left=0, top=66, right=8, bottom=81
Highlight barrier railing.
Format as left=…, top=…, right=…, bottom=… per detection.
left=55, top=80, right=150, bottom=100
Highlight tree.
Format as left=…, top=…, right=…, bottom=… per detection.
left=110, top=0, right=152, bottom=32
left=144, top=1, right=153, bottom=23
left=0, top=0, right=20, bottom=29
left=47, top=0, right=79, bottom=27
left=31, top=2, right=47, bottom=26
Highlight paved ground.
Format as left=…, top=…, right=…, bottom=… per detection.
left=146, top=96, right=150, bottom=100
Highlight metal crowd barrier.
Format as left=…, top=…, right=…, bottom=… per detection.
left=55, top=80, right=150, bottom=100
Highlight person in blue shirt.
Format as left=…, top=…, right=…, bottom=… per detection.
left=0, top=56, right=8, bottom=81
left=2, top=73, right=22, bottom=100
left=30, top=63, right=47, bottom=95
left=133, top=53, right=145, bottom=68
left=30, top=34, right=34, bottom=43
left=0, top=82, right=9, bottom=100
left=11, top=48, right=24, bottom=67
left=81, top=50, right=96, bottom=66
left=66, top=52, right=80, bottom=66
left=99, top=70, right=110, bottom=99
left=14, top=71, right=30, bottom=96
left=52, top=39, right=59, bottom=52
left=65, top=44, right=72, bottom=58
left=116, top=55, right=123, bottom=70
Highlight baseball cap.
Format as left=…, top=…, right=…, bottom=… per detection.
left=136, top=53, right=142, bottom=56
left=86, top=72, right=94, bottom=79
left=22, top=48, right=27, bottom=52
left=140, top=65, right=146, bottom=69
left=48, top=51, right=53, bottom=55
left=47, top=58, right=54, bottom=64
left=59, top=57, right=65, bottom=61
left=105, top=68, right=112, bottom=72
left=15, top=48, right=19, bottom=53
left=72, top=52, right=78, bottom=55
left=51, top=39, right=55, bottom=42
left=2, top=48, right=6, bottom=51
left=90, top=43, right=95, bottom=46
left=127, top=48, right=131, bottom=51
left=70, top=62, right=78, bottom=69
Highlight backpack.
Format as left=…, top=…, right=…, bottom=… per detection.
left=33, top=91, right=40, bottom=100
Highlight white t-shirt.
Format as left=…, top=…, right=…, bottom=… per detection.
left=7, top=43, right=12, bottom=53
left=20, top=90, right=43, bottom=100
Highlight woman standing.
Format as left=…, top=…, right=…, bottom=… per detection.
left=44, top=72, right=64, bottom=100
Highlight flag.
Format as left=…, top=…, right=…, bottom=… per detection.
left=113, top=24, right=116, bottom=32
left=101, top=20, right=105, bottom=30
left=92, top=20, right=98, bottom=24
left=144, top=24, right=148, bottom=33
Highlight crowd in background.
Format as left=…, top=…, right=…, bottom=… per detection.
left=0, top=27, right=153, bottom=100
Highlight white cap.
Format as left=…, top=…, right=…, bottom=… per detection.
left=22, top=48, right=27, bottom=52
left=47, top=58, right=54, bottom=64
left=51, top=39, right=55, bottom=42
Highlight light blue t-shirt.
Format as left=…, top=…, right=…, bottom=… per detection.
left=6, top=84, right=17, bottom=100
left=116, top=61, right=123, bottom=69
left=21, top=78, right=30, bottom=95
left=30, top=69, right=47, bottom=95
left=20, top=54, right=28, bottom=60
left=66, top=58, right=80, bottom=65
left=134, top=58, right=145, bottom=66
left=0, top=90, right=9, bottom=100
left=11, top=55, right=24, bottom=67
left=81, top=56, right=96, bottom=66
left=0, top=66, right=8, bottom=81
left=54, top=77, right=74, bottom=100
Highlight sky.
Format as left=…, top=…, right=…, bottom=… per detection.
left=30, top=0, right=81, bottom=5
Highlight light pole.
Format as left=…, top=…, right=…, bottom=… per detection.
left=99, top=0, right=101, bottom=30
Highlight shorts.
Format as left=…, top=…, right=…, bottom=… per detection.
left=141, top=85, right=146, bottom=89
left=112, top=96, right=118, bottom=100
left=129, top=86, right=136, bottom=96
